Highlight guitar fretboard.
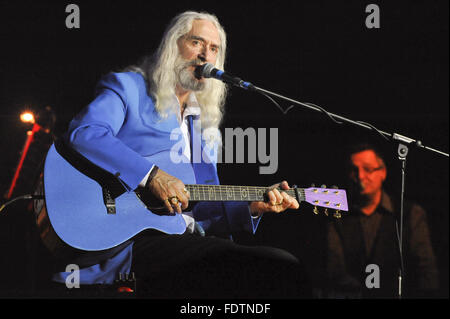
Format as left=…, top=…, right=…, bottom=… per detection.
left=185, top=184, right=306, bottom=202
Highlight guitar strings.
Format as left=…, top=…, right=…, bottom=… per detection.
left=185, top=185, right=305, bottom=201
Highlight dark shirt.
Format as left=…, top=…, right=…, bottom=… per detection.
left=326, top=191, right=439, bottom=298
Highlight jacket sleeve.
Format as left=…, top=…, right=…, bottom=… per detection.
left=65, top=72, right=153, bottom=190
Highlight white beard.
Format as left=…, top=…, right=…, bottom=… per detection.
left=174, top=57, right=206, bottom=92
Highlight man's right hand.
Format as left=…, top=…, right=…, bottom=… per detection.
left=147, top=169, right=190, bottom=214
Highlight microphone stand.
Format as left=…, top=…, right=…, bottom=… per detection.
left=237, top=81, right=448, bottom=299
left=5, top=122, right=43, bottom=200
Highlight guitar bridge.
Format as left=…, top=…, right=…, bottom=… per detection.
left=102, top=187, right=116, bottom=214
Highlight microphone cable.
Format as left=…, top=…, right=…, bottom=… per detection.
left=0, top=194, right=44, bottom=213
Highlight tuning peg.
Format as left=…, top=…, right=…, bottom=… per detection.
left=333, top=211, right=342, bottom=219
left=313, top=206, right=319, bottom=215
left=321, top=184, right=327, bottom=188
left=310, top=183, right=316, bottom=187
left=331, top=185, right=339, bottom=189
left=324, top=208, right=329, bottom=216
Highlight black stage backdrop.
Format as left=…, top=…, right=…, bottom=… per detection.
left=0, top=0, right=448, bottom=300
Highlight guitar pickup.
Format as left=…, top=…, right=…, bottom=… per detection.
left=102, top=187, right=116, bottom=214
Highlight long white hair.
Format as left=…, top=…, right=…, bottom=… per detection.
left=133, top=11, right=228, bottom=131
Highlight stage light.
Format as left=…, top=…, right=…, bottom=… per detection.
left=20, top=111, right=35, bottom=124
left=6, top=110, right=43, bottom=199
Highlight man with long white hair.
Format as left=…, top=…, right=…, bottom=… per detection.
left=50, top=11, right=309, bottom=298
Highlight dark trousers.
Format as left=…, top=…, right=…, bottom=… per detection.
left=130, top=230, right=311, bottom=299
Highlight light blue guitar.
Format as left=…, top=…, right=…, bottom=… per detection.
left=37, top=142, right=348, bottom=252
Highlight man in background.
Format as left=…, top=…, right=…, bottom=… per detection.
left=326, top=143, right=439, bottom=298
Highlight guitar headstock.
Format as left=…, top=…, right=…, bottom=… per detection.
left=304, top=186, right=348, bottom=218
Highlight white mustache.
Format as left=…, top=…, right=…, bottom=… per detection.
left=180, top=58, right=205, bottom=69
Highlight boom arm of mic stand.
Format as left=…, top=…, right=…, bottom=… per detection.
left=250, top=85, right=449, bottom=158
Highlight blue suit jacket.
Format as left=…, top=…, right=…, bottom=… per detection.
left=53, top=72, right=258, bottom=284
left=65, top=71, right=256, bottom=236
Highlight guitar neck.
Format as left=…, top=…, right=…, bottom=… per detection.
left=185, top=184, right=305, bottom=203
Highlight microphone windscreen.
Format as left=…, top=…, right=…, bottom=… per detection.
left=194, top=63, right=214, bottom=79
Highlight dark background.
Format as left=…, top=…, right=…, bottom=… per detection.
left=0, top=0, right=448, bottom=298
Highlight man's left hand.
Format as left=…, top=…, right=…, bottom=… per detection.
left=249, top=181, right=299, bottom=217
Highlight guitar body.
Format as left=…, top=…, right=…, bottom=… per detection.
left=43, top=143, right=190, bottom=251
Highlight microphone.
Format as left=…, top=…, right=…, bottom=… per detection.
left=195, top=63, right=255, bottom=90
